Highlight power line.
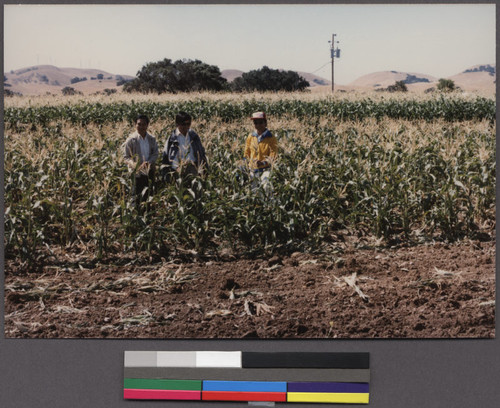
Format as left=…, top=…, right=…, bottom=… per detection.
left=311, top=61, right=331, bottom=74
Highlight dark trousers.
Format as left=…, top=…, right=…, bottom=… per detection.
left=133, top=171, right=155, bottom=210
left=163, top=163, right=199, bottom=185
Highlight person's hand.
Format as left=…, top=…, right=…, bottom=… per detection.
left=138, top=162, right=150, bottom=175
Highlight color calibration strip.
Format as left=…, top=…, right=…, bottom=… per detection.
left=123, top=351, right=370, bottom=404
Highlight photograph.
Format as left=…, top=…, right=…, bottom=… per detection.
left=3, top=3, right=495, bottom=339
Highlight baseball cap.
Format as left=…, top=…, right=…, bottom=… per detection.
left=250, top=112, right=267, bottom=120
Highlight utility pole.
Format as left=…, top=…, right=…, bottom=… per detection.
left=329, top=34, right=341, bottom=93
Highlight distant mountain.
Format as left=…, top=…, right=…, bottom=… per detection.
left=348, top=71, right=437, bottom=89
left=4, top=64, right=494, bottom=95
left=221, top=69, right=244, bottom=82
left=221, top=69, right=330, bottom=87
left=448, top=64, right=496, bottom=91
left=4, top=65, right=134, bottom=95
left=346, top=65, right=495, bottom=93
left=297, top=71, right=331, bottom=87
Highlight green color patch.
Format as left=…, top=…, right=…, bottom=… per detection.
left=124, top=378, right=202, bottom=391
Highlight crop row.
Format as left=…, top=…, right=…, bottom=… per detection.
left=4, top=118, right=495, bottom=268
left=4, top=96, right=495, bottom=128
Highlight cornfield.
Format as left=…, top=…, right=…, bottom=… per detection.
left=4, top=94, right=495, bottom=127
left=4, top=93, right=496, bottom=268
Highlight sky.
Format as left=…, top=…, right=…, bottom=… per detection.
left=3, top=4, right=496, bottom=85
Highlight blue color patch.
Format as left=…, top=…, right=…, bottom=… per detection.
left=202, top=381, right=287, bottom=392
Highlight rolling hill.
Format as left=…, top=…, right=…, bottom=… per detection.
left=448, top=64, right=496, bottom=91
left=346, top=65, right=495, bottom=93
left=4, top=65, right=133, bottom=95
left=3, top=64, right=494, bottom=96
left=348, top=71, right=437, bottom=89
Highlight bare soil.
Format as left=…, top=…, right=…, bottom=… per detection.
left=4, top=235, right=495, bottom=339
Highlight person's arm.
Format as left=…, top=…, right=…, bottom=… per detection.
left=191, top=131, right=208, bottom=170
left=162, top=137, right=171, bottom=165
left=149, top=135, right=159, bottom=164
left=244, top=135, right=252, bottom=160
left=196, top=132, right=206, bottom=157
left=161, top=135, right=179, bottom=179
left=268, top=136, right=278, bottom=160
left=123, top=138, right=137, bottom=170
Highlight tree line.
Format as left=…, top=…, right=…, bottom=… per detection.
left=122, top=58, right=310, bottom=93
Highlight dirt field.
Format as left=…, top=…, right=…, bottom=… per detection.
left=4, top=230, right=495, bottom=339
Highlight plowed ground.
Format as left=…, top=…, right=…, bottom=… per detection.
left=4, top=235, right=495, bottom=339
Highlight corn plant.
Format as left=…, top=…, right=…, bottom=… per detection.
left=4, top=94, right=495, bottom=267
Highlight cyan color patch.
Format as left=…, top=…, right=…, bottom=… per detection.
left=202, top=380, right=287, bottom=392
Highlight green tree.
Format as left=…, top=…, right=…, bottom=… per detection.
left=70, top=77, right=87, bottom=84
left=231, top=66, right=310, bottom=92
left=123, top=58, right=228, bottom=93
left=62, top=86, right=79, bottom=96
left=4, top=89, right=16, bottom=97
left=437, top=78, right=456, bottom=92
left=387, top=80, right=408, bottom=92
left=116, top=75, right=131, bottom=86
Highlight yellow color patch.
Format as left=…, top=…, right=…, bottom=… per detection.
left=287, top=392, right=369, bottom=404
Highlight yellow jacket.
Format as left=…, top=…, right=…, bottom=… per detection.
left=244, top=130, right=278, bottom=170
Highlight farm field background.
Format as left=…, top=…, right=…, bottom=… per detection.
left=3, top=91, right=496, bottom=338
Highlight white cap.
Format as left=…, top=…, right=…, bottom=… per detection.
left=250, top=112, right=267, bottom=120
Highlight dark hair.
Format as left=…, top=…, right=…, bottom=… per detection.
left=136, top=114, right=150, bottom=124
left=176, top=111, right=192, bottom=125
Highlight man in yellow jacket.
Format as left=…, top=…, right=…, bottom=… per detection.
left=244, top=111, right=278, bottom=172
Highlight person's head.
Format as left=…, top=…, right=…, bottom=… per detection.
left=135, top=115, right=150, bottom=137
left=176, top=111, right=192, bottom=135
left=250, top=112, right=267, bottom=134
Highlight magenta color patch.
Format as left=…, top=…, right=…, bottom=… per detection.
left=124, top=389, right=201, bottom=400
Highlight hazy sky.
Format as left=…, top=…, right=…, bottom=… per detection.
left=4, top=4, right=495, bottom=84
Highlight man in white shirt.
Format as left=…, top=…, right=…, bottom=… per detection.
left=123, top=115, right=159, bottom=208
left=170, top=122, right=197, bottom=170
left=162, top=112, right=208, bottom=181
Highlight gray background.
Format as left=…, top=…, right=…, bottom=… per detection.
left=1, top=1, right=499, bottom=407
